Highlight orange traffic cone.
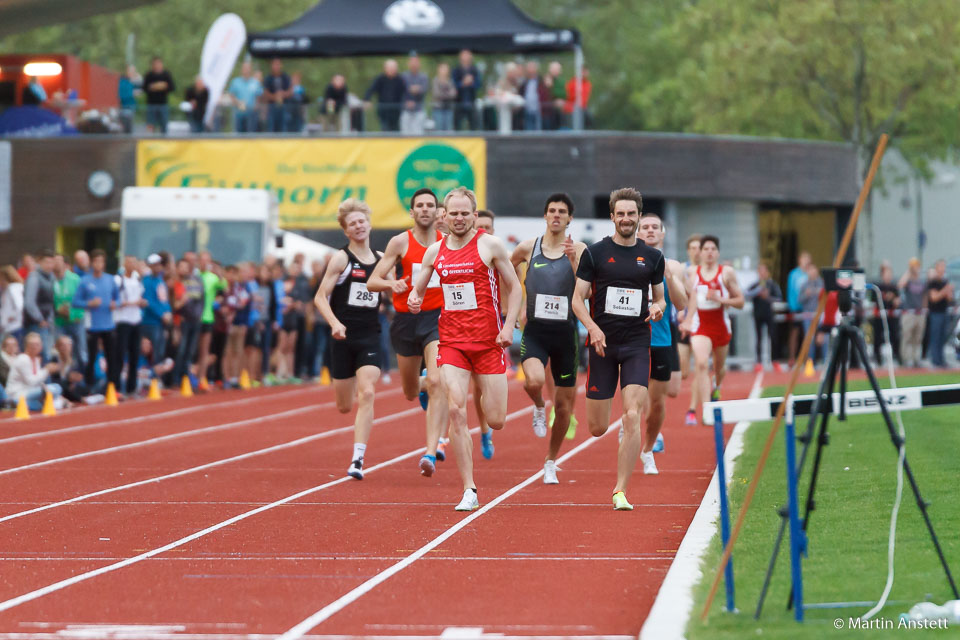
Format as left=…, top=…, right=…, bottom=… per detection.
left=105, top=383, right=119, bottom=406
left=319, top=367, right=331, bottom=386
left=239, top=369, right=251, bottom=390
left=41, top=390, right=57, bottom=416
left=14, top=395, right=29, bottom=420
left=181, top=375, right=194, bottom=397
left=803, top=358, right=815, bottom=378
left=148, top=378, right=162, bottom=401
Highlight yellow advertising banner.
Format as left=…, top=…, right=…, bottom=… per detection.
left=136, top=138, right=486, bottom=229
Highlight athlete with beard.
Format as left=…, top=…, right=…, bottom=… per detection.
left=367, top=188, right=448, bottom=477
left=572, top=188, right=665, bottom=511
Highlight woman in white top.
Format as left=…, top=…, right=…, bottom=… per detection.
left=6, top=332, right=62, bottom=411
left=0, top=266, right=25, bottom=342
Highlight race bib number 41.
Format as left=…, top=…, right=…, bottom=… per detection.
left=534, top=294, right=568, bottom=321
left=348, top=282, right=378, bottom=308
left=442, top=282, right=477, bottom=311
left=605, top=286, right=642, bottom=317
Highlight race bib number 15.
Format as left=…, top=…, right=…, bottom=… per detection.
left=442, top=282, right=478, bottom=311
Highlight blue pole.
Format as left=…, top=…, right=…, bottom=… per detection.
left=713, top=406, right=735, bottom=613
left=784, top=401, right=806, bottom=621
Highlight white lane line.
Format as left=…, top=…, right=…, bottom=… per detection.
left=279, top=416, right=621, bottom=640
left=0, top=634, right=636, bottom=640
left=1, top=555, right=671, bottom=562
left=0, top=405, right=534, bottom=615
left=0, top=399, right=337, bottom=477
left=639, top=371, right=764, bottom=640
left=0, top=384, right=358, bottom=446
left=0, top=405, right=424, bottom=524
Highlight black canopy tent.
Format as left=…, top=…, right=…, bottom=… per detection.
left=247, top=0, right=585, bottom=128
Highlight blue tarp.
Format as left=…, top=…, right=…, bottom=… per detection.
left=0, top=106, right=78, bottom=137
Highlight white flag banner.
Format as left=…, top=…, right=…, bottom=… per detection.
left=200, top=13, right=246, bottom=128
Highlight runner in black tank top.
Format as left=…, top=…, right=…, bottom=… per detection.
left=571, top=188, right=665, bottom=511
left=314, top=199, right=383, bottom=481
left=511, top=193, right=586, bottom=485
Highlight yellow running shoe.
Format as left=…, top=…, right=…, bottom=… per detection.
left=612, top=491, right=633, bottom=511
left=565, top=414, right=578, bottom=440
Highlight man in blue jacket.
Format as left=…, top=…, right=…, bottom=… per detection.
left=141, top=254, right=172, bottom=366
left=72, top=249, right=120, bottom=388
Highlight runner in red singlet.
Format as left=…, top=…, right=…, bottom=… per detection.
left=408, top=187, right=522, bottom=511
left=367, top=188, right=448, bottom=478
left=679, top=235, right=744, bottom=425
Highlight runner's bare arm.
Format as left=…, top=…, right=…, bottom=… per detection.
left=722, top=268, right=745, bottom=309
left=407, top=241, right=441, bottom=314
left=510, top=239, right=534, bottom=328
left=679, top=265, right=698, bottom=332
left=649, top=282, right=665, bottom=323
left=367, top=233, right=407, bottom=294
left=572, top=277, right=605, bottom=357
left=314, top=250, right=349, bottom=339
left=489, top=237, right=522, bottom=347
left=665, top=259, right=688, bottom=311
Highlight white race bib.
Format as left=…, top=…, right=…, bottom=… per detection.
left=534, top=294, right=568, bottom=321
left=348, top=282, right=379, bottom=308
left=697, top=284, right=722, bottom=310
left=605, top=286, right=642, bottom=317
left=412, top=262, right=441, bottom=289
left=442, top=282, right=477, bottom=311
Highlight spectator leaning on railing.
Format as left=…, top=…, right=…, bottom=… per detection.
left=452, top=49, right=481, bottom=131
left=365, top=59, right=406, bottom=133
left=228, top=61, right=263, bottom=133
left=431, top=63, right=456, bottom=132
left=143, top=56, right=175, bottom=134
left=263, top=58, right=292, bottom=133
left=401, top=55, right=429, bottom=135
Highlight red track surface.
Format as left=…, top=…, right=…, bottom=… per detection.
left=0, top=371, right=758, bottom=639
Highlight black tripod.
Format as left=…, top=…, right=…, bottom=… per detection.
left=754, top=293, right=959, bottom=619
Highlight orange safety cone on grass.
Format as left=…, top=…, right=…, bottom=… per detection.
left=181, top=375, right=194, bottom=397
left=105, top=383, right=119, bottom=406
left=14, top=395, right=29, bottom=420
left=148, top=378, right=162, bottom=401
left=239, top=369, right=251, bottom=390
left=41, top=390, right=56, bottom=416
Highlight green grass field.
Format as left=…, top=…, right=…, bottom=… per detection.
left=687, top=372, right=960, bottom=639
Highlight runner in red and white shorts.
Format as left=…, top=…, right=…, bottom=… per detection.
left=408, top=187, right=522, bottom=512
left=679, top=235, right=744, bottom=425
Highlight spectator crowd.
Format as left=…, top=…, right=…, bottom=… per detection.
left=116, top=50, right=592, bottom=135
left=746, top=252, right=957, bottom=371
left=0, top=248, right=370, bottom=412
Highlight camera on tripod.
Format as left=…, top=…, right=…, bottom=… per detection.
left=821, top=267, right=865, bottom=314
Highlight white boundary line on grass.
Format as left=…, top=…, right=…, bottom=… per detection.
left=279, top=415, right=621, bottom=640
left=0, top=405, right=423, bottom=524
left=0, top=385, right=390, bottom=446
left=639, top=371, right=764, bottom=640
left=0, top=405, right=535, bottom=614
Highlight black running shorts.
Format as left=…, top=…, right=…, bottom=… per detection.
left=586, top=343, right=651, bottom=400
left=330, top=336, right=382, bottom=379
left=389, top=309, right=441, bottom=358
left=650, top=345, right=679, bottom=382
left=519, top=321, right=580, bottom=387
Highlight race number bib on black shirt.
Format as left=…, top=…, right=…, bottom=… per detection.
left=576, top=236, right=665, bottom=346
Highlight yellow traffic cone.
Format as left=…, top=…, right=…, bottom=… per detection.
left=803, top=358, right=815, bottom=378
left=105, top=383, right=119, bottom=406
left=14, top=395, right=30, bottom=420
left=181, top=375, right=194, bottom=397
left=319, top=367, right=331, bottom=386
left=41, top=390, right=57, bottom=416
left=148, top=378, right=162, bottom=401
left=239, top=369, right=251, bottom=390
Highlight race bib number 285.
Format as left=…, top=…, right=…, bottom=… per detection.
left=348, top=282, right=378, bottom=308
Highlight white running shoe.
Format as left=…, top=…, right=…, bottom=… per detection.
left=455, top=488, right=479, bottom=511
left=543, top=460, right=559, bottom=484
left=640, top=450, right=659, bottom=475
left=532, top=406, right=547, bottom=437
left=347, top=459, right=364, bottom=480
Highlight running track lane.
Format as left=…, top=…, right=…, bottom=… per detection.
left=0, top=373, right=756, bottom=637
left=0, top=381, right=531, bottom=613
